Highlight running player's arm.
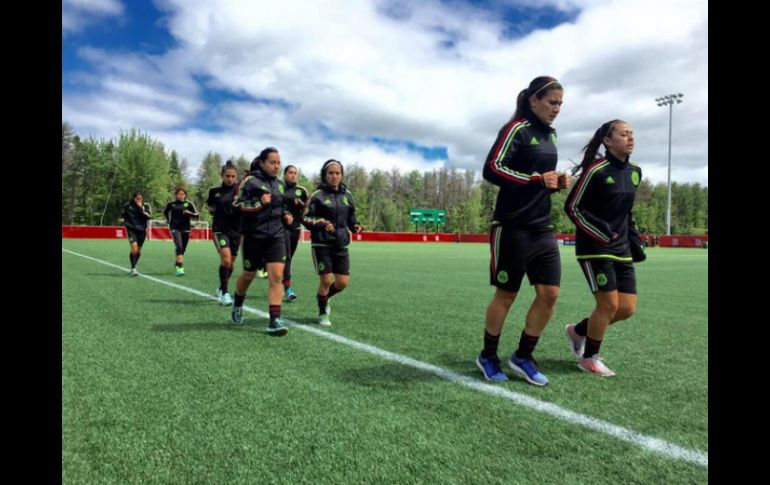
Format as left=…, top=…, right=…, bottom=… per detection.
left=482, top=121, right=545, bottom=189
left=185, top=201, right=200, bottom=218
left=627, top=210, right=646, bottom=262
left=232, top=176, right=266, bottom=213
left=206, top=188, right=217, bottom=214
left=564, top=169, right=614, bottom=243
left=163, top=202, right=172, bottom=222
left=294, top=186, right=309, bottom=224
left=119, top=204, right=128, bottom=224
left=302, top=192, right=329, bottom=230
left=345, top=191, right=363, bottom=233
left=626, top=163, right=644, bottom=237
left=280, top=181, right=293, bottom=221
left=142, top=203, right=152, bottom=219
left=296, top=186, right=309, bottom=208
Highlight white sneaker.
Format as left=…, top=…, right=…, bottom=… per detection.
left=129, top=268, right=138, bottom=276
left=220, top=293, right=234, bottom=306
left=578, top=355, right=616, bottom=377
left=565, top=324, right=585, bottom=359
left=318, top=314, right=332, bottom=326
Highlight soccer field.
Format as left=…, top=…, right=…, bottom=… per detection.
left=62, top=239, right=707, bottom=484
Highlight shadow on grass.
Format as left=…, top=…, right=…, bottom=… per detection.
left=83, top=272, right=130, bottom=278
left=150, top=321, right=271, bottom=333
left=144, top=298, right=214, bottom=306
left=286, top=316, right=323, bottom=326
left=336, top=362, right=441, bottom=389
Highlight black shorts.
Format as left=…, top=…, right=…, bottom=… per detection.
left=213, top=231, right=241, bottom=257
left=171, top=229, right=190, bottom=255
left=242, top=236, right=286, bottom=271
left=489, top=226, right=561, bottom=292
left=311, top=246, right=350, bottom=275
left=578, top=258, right=637, bottom=294
left=126, top=227, right=146, bottom=247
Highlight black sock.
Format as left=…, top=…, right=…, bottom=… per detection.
left=328, top=284, right=343, bottom=299
left=269, top=304, right=281, bottom=323
left=283, top=279, right=291, bottom=290
left=219, top=265, right=231, bottom=293
left=481, top=330, right=501, bottom=358
left=515, top=331, right=539, bottom=360
left=234, top=293, right=246, bottom=307
left=175, top=261, right=183, bottom=268
left=129, top=253, right=138, bottom=268
left=575, top=318, right=589, bottom=337
left=584, top=336, right=603, bottom=358
left=317, top=293, right=329, bottom=314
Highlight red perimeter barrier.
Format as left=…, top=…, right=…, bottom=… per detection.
left=657, top=235, right=709, bottom=248
left=62, top=225, right=210, bottom=240
left=62, top=226, right=706, bottom=247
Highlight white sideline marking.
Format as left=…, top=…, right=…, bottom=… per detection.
left=62, top=248, right=708, bottom=468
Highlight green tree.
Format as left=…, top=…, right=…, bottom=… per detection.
left=112, top=129, right=171, bottom=225
left=194, top=152, right=224, bottom=225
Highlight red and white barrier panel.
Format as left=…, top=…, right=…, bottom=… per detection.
left=62, top=225, right=210, bottom=240
left=62, top=226, right=706, bottom=247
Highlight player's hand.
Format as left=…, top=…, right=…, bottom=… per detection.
left=542, top=171, right=559, bottom=189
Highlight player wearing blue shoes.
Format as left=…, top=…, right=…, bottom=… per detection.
left=477, top=76, right=571, bottom=386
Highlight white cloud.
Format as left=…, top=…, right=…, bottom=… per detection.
left=62, top=0, right=124, bottom=34
left=63, top=0, right=707, bottom=186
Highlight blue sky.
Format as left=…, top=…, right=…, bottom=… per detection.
left=62, top=0, right=708, bottom=186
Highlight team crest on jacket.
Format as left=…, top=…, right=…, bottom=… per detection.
left=631, top=171, right=640, bottom=186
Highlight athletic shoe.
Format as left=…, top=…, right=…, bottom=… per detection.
left=509, top=353, right=549, bottom=386
left=476, top=354, right=508, bottom=382
left=565, top=324, right=586, bottom=359
left=578, top=355, right=616, bottom=377
left=266, top=319, right=289, bottom=336
left=230, top=306, right=244, bottom=325
left=318, top=314, right=332, bottom=326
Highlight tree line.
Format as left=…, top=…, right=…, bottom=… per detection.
left=62, top=122, right=707, bottom=235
